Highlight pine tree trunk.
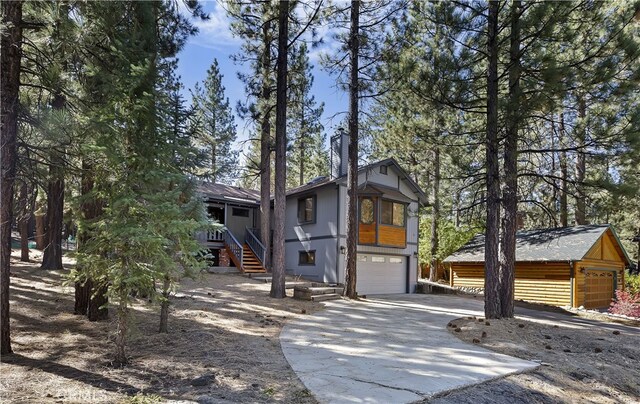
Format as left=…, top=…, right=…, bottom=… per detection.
left=429, top=146, right=440, bottom=282
left=344, top=0, right=360, bottom=299
left=87, top=284, right=108, bottom=321
left=299, top=139, right=305, bottom=186
left=74, top=279, right=91, bottom=316
left=77, top=160, right=108, bottom=319
left=18, top=182, right=30, bottom=262
left=115, top=299, right=128, bottom=365
left=260, top=16, right=272, bottom=271
left=484, top=0, right=501, bottom=320
left=41, top=93, right=66, bottom=270
left=559, top=113, right=568, bottom=227
left=41, top=165, right=64, bottom=270
left=35, top=205, right=46, bottom=250
left=0, top=0, right=23, bottom=355
left=19, top=216, right=29, bottom=262
left=575, top=95, right=587, bottom=225
left=299, top=92, right=305, bottom=186
left=498, top=0, right=521, bottom=319
left=270, top=0, right=289, bottom=299
left=158, top=276, right=170, bottom=333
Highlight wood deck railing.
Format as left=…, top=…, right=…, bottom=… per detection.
left=223, top=229, right=243, bottom=268
left=245, top=227, right=266, bottom=266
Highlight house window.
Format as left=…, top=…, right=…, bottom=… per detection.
left=232, top=207, right=249, bottom=217
left=381, top=200, right=406, bottom=227
left=297, top=196, right=316, bottom=224
left=360, top=198, right=374, bottom=225
left=379, top=165, right=388, bottom=175
left=299, top=250, right=316, bottom=265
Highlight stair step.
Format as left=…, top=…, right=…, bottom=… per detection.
left=311, top=293, right=341, bottom=302
left=294, top=286, right=344, bottom=295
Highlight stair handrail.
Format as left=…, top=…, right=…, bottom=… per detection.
left=223, top=228, right=243, bottom=268
left=245, top=227, right=266, bottom=266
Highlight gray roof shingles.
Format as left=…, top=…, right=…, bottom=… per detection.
left=444, top=224, right=621, bottom=263
left=198, top=182, right=260, bottom=204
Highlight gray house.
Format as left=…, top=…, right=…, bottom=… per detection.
left=198, top=131, right=427, bottom=294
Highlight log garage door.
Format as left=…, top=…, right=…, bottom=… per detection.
left=584, top=270, right=615, bottom=309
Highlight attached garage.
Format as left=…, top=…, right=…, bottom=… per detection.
left=444, top=225, right=631, bottom=309
left=356, top=254, right=407, bottom=295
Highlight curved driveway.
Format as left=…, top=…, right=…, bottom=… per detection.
left=280, top=295, right=538, bottom=403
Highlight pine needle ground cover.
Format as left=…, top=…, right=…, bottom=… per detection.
left=2, top=250, right=318, bottom=403
left=435, top=315, right=640, bottom=403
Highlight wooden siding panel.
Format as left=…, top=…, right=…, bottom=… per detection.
left=601, top=233, right=620, bottom=262
left=378, top=225, right=406, bottom=248
left=359, top=223, right=376, bottom=244
left=584, top=238, right=602, bottom=260
left=452, top=262, right=572, bottom=306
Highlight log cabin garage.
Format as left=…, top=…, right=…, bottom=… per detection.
left=443, top=225, right=632, bottom=309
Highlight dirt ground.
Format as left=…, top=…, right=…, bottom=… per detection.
left=430, top=315, right=640, bottom=403
left=1, top=249, right=320, bottom=403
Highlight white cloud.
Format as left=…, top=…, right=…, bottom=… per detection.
left=181, top=0, right=241, bottom=50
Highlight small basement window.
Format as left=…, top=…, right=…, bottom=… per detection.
left=232, top=207, right=250, bottom=217
left=297, top=195, right=316, bottom=224
left=299, top=250, right=316, bottom=265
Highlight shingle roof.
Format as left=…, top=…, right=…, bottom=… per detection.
left=286, top=176, right=333, bottom=196
left=443, top=224, right=630, bottom=264
left=285, top=158, right=427, bottom=204
left=198, top=182, right=260, bottom=205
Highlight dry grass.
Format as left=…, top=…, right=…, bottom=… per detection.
left=1, top=249, right=319, bottom=403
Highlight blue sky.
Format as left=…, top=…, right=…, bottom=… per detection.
left=176, top=1, right=348, bottom=156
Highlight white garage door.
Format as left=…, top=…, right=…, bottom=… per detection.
left=356, top=254, right=407, bottom=295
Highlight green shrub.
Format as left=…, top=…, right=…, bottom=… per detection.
left=626, top=272, right=640, bottom=295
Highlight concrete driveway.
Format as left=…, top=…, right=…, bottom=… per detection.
left=280, top=294, right=538, bottom=403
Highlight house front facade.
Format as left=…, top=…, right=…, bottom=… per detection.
left=198, top=131, right=427, bottom=295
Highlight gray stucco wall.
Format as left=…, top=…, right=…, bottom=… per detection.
left=285, top=185, right=339, bottom=283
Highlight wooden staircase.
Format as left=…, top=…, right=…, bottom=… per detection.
left=240, top=244, right=266, bottom=274
left=222, top=228, right=267, bottom=274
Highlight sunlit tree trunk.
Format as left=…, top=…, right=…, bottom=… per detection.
left=484, top=0, right=501, bottom=319
left=429, top=146, right=440, bottom=282
left=270, top=0, right=289, bottom=299
left=498, top=0, right=521, bottom=319
left=260, top=16, right=272, bottom=271
left=344, top=0, right=360, bottom=299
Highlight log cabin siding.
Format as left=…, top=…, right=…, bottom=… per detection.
left=451, top=262, right=572, bottom=306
